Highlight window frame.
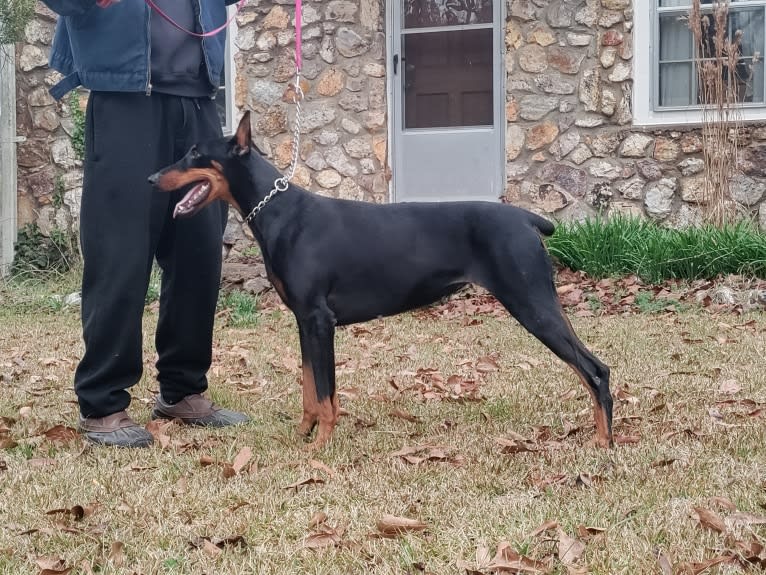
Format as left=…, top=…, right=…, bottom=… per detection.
left=219, top=6, right=238, bottom=135
left=633, top=0, right=766, bottom=126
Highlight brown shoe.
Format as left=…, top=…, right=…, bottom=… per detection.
left=78, top=410, right=154, bottom=448
left=151, top=394, right=250, bottom=427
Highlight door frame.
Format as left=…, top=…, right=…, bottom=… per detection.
left=385, top=0, right=506, bottom=203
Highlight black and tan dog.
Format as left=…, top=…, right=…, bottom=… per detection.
left=149, top=112, right=613, bottom=449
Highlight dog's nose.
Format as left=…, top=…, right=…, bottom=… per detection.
left=147, top=172, right=159, bottom=185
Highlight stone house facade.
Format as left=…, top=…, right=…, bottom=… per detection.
left=12, top=0, right=766, bottom=250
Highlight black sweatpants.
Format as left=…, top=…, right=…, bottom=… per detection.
left=75, top=92, right=228, bottom=418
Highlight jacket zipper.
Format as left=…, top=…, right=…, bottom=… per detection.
left=145, top=3, right=153, bottom=95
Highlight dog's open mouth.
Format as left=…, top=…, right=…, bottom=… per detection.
left=173, top=180, right=211, bottom=218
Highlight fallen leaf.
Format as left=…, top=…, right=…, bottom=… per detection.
left=45, top=505, right=85, bottom=521
left=487, top=541, right=550, bottom=574
left=232, top=446, right=253, bottom=474
left=35, top=556, right=72, bottom=575
left=709, top=496, right=737, bottom=511
left=676, top=555, right=734, bottom=574
left=614, top=434, right=641, bottom=445
left=390, top=409, right=420, bottom=423
left=576, top=525, right=606, bottom=540
left=304, top=525, right=343, bottom=549
left=375, top=515, right=427, bottom=537
left=557, top=529, right=585, bottom=566
left=692, top=506, right=726, bottom=534
left=42, top=425, right=78, bottom=444
left=656, top=548, right=673, bottom=575
left=199, top=454, right=216, bottom=467
left=202, top=539, right=222, bottom=557
left=718, top=379, right=742, bottom=395
left=475, top=355, right=500, bottom=373
left=107, top=541, right=125, bottom=566
left=308, top=511, right=327, bottom=528
left=283, top=477, right=325, bottom=491
left=191, top=535, right=247, bottom=556
left=528, top=520, right=559, bottom=538
left=145, top=419, right=173, bottom=449
left=0, top=430, right=17, bottom=449
left=496, top=436, right=538, bottom=454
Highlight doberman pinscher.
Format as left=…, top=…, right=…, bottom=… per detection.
left=149, top=111, right=613, bottom=449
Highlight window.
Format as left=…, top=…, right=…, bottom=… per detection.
left=633, top=0, right=766, bottom=126
left=215, top=7, right=238, bottom=135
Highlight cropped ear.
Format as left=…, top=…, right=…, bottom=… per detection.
left=233, top=111, right=252, bottom=156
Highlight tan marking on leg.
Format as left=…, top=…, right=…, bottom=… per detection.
left=297, top=360, right=318, bottom=437
left=306, top=397, right=337, bottom=450
left=568, top=366, right=612, bottom=449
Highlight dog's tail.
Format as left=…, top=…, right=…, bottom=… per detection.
left=528, top=212, right=555, bottom=237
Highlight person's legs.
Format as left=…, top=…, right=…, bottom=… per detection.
left=151, top=97, right=248, bottom=426
left=75, top=92, right=177, bottom=447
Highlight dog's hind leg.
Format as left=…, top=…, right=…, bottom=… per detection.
left=479, top=236, right=613, bottom=447
left=297, top=303, right=338, bottom=449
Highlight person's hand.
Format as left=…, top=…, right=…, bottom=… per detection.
left=96, top=0, right=120, bottom=7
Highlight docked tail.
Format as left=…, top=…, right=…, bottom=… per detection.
left=528, top=212, right=555, bottom=237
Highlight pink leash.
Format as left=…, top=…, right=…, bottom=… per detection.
left=96, top=0, right=302, bottom=72
left=142, top=0, right=247, bottom=38
left=294, top=0, right=302, bottom=71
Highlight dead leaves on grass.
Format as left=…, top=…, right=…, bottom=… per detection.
left=190, top=534, right=247, bottom=557
left=391, top=444, right=464, bottom=467
left=375, top=515, right=428, bottom=538
left=460, top=524, right=596, bottom=574
left=35, top=556, right=72, bottom=575
left=664, top=500, right=766, bottom=572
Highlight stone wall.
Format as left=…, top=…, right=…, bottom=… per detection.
left=233, top=0, right=388, bottom=204
left=15, top=3, right=81, bottom=237
left=504, top=0, right=766, bottom=229
left=13, top=0, right=766, bottom=244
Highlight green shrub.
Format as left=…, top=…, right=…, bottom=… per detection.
left=11, top=224, right=78, bottom=278
left=0, top=0, right=35, bottom=45
left=546, top=215, right=766, bottom=283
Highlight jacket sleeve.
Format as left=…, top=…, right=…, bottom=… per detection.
left=40, top=0, right=96, bottom=16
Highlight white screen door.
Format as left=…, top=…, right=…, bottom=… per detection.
left=391, top=0, right=504, bottom=203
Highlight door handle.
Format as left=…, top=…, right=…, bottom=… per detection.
left=393, top=54, right=399, bottom=74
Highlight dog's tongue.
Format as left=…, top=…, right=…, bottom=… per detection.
left=173, top=181, right=210, bottom=218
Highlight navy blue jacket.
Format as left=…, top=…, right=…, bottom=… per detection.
left=42, top=0, right=236, bottom=99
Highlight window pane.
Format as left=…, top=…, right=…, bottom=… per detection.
left=403, top=28, right=493, bottom=128
left=659, top=14, right=693, bottom=60
left=404, top=0, right=493, bottom=28
left=659, top=62, right=693, bottom=106
left=215, top=62, right=227, bottom=127
left=733, top=58, right=765, bottom=103
left=730, top=8, right=764, bottom=58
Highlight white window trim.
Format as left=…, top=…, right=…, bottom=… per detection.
left=633, top=0, right=766, bottom=127
left=221, top=7, right=238, bottom=136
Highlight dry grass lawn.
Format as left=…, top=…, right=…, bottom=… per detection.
left=0, top=280, right=765, bottom=574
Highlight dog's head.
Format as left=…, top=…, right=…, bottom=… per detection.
left=149, top=112, right=257, bottom=218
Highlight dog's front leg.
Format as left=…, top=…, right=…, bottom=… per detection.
left=297, top=305, right=338, bottom=450
left=297, top=323, right=319, bottom=437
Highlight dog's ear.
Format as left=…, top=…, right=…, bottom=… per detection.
left=233, top=111, right=252, bottom=156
